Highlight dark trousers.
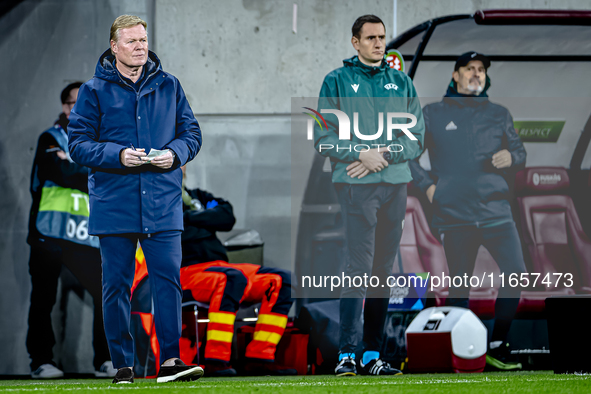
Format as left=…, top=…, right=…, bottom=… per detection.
left=99, top=231, right=182, bottom=369
left=26, top=243, right=110, bottom=371
left=336, top=183, right=407, bottom=354
left=441, top=221, right=527, bottom=342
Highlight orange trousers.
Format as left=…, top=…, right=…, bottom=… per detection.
left=180, top=261, right=292, bottom=362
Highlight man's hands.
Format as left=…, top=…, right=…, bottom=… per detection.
left=120, top=148, right=147, bottom=167
left=346, top=148, right=389, bottom=179
left=359, top=148, right=389, bottom=173
left=492, top=149, right=512, bottom=169
left=346, top=161, right=370, bottom=179
left=120, top=148, right=175, bottom=169
left=150, top=150, right=174, bottom=169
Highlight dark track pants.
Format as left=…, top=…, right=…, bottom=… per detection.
left=100, top=231, right=182, bottom=369
left=336, top=183, right=407, bottom=354
left=26, top=243, right=110, bottom=371
left=441, top=221, right=527, bottom=342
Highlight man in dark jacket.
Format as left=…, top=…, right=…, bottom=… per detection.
left=179, top=167, right=293, bottom=376
left=68, top=15, right=202, bottom=384
left=409, top=52, right=527, bottom=370
left=315, top=15, right=424, bottom=376
left=27, top=82, right=114, bottom=379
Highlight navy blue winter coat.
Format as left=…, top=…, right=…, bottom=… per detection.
left=68, top=49, right=202, bottom=235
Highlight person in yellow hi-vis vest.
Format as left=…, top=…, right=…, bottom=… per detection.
left=27, top=83, right=115, bottom=379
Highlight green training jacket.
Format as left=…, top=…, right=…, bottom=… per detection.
left=314, top=56, right=425, bottom=185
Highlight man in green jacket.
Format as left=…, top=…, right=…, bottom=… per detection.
left=314, top=14, right=425, bottom=376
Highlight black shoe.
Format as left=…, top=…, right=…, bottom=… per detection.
left=360, top=358, right=403, bottom=376
left=157, top=359, right=204, bottom=383
left=335, top=356, right=357, bottom=376
left=112, top=367, right=134, bottom=384
left=486, top=342, right=522, bottom=371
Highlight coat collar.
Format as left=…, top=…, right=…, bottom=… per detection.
left=94, top=49, right=162, bottom=85
left=343, top=55, right=388, bottom=77
left=443, top=76, right=491, bottom=107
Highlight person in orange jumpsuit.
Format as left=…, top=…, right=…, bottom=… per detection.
left=179, top=167, right=293, bottom=376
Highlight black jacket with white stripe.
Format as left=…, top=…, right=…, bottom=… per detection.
left=409, top=80, right=526, bottom=229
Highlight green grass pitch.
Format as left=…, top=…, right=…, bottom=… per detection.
left=0, top=372, right=589, bottom=394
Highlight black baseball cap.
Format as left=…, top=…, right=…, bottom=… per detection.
left=454, top=51, right=491, bottom=71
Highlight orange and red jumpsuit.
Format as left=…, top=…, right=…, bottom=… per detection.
left=179, top=187, right=292, bottom=362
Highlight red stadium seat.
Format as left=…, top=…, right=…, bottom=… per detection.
left=515, top=167, right=591, bottom=294
left=513, top=167, right=591, bottom=314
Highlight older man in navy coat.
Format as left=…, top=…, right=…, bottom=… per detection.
left=68, top=15, right=202, bottom=384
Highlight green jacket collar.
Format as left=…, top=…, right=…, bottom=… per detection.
left=343, top=55, right=388, bottom=77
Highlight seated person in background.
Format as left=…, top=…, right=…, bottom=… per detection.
left=179, top=166, right=293, bottom=376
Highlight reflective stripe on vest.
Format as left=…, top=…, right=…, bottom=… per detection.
left=36, top=180, right=99, bottom=248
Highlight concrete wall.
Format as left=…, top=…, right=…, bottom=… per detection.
left=155, top=0, right=393, bottom=114
left=2, top=0, right=591, bottom=376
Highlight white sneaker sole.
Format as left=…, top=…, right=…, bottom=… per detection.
left=156, top=366, right=204, bottom=383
